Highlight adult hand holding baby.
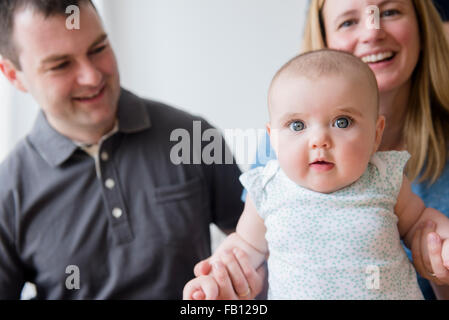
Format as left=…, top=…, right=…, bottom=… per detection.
left=184, top=234, right=265, bottom=300
left=411, top=221, right=449, bottom=287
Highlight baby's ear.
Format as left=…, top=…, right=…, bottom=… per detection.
left=266, top=123, right=279, bottom=156
left=373, top=115, right=386, bottom=153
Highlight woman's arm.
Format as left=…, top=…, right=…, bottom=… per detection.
left=395, top=175, right=449, bottom=248
left=395, top=175, right=449, bottom=288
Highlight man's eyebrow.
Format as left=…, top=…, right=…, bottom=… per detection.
left=88, top=33, right=108, bottom=50
left=40, top=33, right=108, bottom=66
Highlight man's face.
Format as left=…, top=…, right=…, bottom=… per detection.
left=12, top=3, right=120, bottom=142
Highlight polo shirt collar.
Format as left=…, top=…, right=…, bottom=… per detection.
left=117, top=88, right=151, bottom=133
left=28, top=88, right=152, bottom=167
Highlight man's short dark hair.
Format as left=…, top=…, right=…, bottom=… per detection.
left=0, top=0, right=95, bottom=69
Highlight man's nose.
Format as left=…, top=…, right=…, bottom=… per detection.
left=76, top=60, right=102, bottom=87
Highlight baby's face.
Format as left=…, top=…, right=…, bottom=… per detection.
left=268, top=74, right=384, bottom=193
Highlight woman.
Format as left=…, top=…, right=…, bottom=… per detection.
left=194, top=0, right=449, bottom=300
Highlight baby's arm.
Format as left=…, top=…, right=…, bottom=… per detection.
left=183, top=195, right=268, bottom=300
left=395, top=175, right=449, bottom=261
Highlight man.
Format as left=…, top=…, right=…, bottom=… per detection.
left=0, top=0, right=244, bottom=299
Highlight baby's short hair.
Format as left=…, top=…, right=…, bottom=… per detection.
left=269, top=49, right=379, bottom=116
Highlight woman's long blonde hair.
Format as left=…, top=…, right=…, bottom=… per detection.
left=303, top=0, right=449, bottom=183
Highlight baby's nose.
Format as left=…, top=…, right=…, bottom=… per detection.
left=309, top=132, right=331, bottom=149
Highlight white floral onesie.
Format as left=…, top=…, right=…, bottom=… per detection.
left=240, top=151, right=423, bottom=300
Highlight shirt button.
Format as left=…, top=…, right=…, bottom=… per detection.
left=101, top=151, right=109, bottom=161
left=105, top=178, right=115, bottom=189
left=112, top=208, right=123, bottom=219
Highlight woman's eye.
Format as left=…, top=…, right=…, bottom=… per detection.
left=334, top=117, right=351, bottom=129
left=381, top=9, right=399, bottom=17
left=289, top=121, right=305, bottom=132
left=339, top=19, right=356, bottom=29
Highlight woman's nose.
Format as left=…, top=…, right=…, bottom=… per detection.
left=359, top=22, right=387, bottom=44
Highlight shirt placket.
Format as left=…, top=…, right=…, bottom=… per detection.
left=98, top=138, right=134, bottom=245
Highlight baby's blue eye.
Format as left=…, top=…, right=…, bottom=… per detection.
left=289, top=121, right=305, bottom=132
left=334, top=117, right=351, bottom=128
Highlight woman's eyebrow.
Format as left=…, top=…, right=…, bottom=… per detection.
left=335, top=9, right=357, bottom=21
left=333, top=0, right=405, bottom=22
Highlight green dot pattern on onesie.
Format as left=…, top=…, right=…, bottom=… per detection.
left=239, top=151, right=423, bottom=300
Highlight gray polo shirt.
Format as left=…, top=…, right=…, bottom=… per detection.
left=0, top=89, right=243, bottom=299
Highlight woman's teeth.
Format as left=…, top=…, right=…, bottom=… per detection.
left=361, top=51, right=394, bottom=63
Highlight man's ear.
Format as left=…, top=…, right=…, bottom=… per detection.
left=0, top=58, right=28, bottom=92
left=373, top=115, right=386, bottom=153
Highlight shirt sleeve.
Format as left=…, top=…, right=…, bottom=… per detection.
left=239, top=160, right=279, bottom=220
left=241, top=132, right=277, bottom=202
left=199, top=119, right=244, bottom=232
left=0, top=189, right=26, bottom=299
left=370, top=151, right=411, bottom=198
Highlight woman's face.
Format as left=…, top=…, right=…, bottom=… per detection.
left=322, top=0, right=421, bottom=93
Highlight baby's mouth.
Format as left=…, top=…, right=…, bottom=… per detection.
left=309, top=160, right=335, bottom=172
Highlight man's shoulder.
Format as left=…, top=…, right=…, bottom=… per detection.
left=126, top=89, right=212, bottom=130
left=0, top=138, right=35, bottom=192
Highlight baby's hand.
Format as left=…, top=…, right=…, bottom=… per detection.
left=183, top=275, right=219, bottom=300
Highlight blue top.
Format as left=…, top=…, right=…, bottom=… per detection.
left=243, top=134, right=449, bottom=299
left=433, top=0, right=449, bottom=21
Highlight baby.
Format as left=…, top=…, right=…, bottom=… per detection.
left=184, top=49, right=449, bottom=299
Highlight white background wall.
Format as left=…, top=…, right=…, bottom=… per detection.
left=0, top=0, right=308, bottom=299
left=0, top=0, right=307, bottom=165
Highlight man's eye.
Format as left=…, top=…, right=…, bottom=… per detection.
left=51, top=61, right=70, bottom=71
left=90, top=45, right=106, bottom=55
left=289, top=121, right=305, bottom=132
left=334, top=117, right=352, bottom=129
